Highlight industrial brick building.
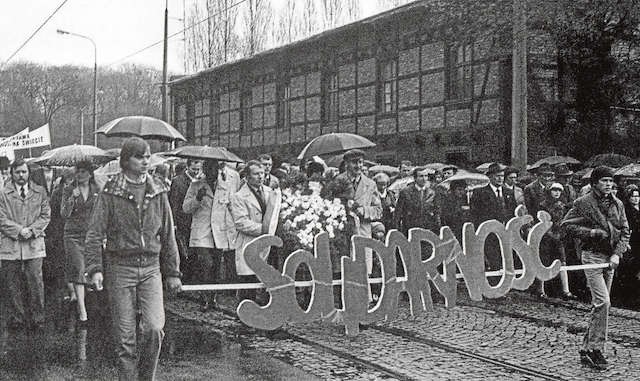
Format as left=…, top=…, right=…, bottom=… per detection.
left=169, top=0, right=559, bottom=166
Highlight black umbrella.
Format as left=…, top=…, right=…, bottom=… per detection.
left=584, top=154, right=633, bottom=168
left=164, top=145, right=244, bottom=163
left=96, top=116, right=186, bottom=142
left=297, top=133, right=375, bottom=160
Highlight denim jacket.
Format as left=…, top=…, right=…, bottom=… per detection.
left=84, top=173, right=181, bottom=278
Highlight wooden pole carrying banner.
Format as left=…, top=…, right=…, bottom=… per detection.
left=230, top=208, right=581, bottom=335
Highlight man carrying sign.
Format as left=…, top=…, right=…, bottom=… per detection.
left=562, top=166, right=629, bottom=370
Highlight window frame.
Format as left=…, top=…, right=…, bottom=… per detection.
left=322, top=70, right=339, bottom=123
left=277, top=79, right=291, bottom=130
left=447, top=42, right=474, bottom=101
left=378, top=57, right=398, bottom=115
left=240, top=87, right=253, bottom=132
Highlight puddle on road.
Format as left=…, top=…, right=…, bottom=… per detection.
left=1, top=313, right=313, bottom=381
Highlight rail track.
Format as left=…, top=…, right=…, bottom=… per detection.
left=169, top=296, right=567, bottom=380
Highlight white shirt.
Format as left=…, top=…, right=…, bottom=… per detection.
left=489, top=183, right=502, bottom=198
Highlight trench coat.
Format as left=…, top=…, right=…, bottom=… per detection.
left=0, top=182, right=51, bottom=260
left=183, top=168, right=241, bottom=250
left=230, top=183, right=274, bottom=275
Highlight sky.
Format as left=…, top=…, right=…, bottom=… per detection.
left=0, top=0, right=383, bottom=75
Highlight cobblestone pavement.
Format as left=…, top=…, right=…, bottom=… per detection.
left=166, top=290, right=640, bottom=381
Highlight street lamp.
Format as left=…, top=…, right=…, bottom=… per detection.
left=57, top=29, right=98, bottom=146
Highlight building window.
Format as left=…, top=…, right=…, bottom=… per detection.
left=175, top=104, right=187, bottom=138
left=448, top=43, right=473, bottom=100
left=240, top=88, right=252, bottom=131
left=210, top=94, right=219, bottom=136
left=323, top=71, right=339, bottom=123
left=379, top=58, right=398, bottom=113
left=193, top=98, right=210, bottom=144
left=278, top=81, right=291, bottom=129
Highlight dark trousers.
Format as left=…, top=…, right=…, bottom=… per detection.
left=1, top=258, right=45, bottom=329
left=193, top=247, right=238, bottom=302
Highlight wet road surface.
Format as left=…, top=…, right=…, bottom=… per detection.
left=0, top=291, right=317, bottom=381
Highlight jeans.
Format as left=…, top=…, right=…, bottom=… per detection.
left=104, top=259, right=165, bottom=381
left=581, top=250, right=614, bottom=352
left=0, top=258, right=45, bottom=329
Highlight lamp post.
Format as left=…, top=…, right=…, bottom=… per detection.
left=57, top=29, right=98, bottom=146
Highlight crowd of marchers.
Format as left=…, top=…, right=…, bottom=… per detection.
left=0, top=140, right=638, bottom=375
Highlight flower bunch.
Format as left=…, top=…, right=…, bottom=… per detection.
left=279, top=188, right=348, bottom=250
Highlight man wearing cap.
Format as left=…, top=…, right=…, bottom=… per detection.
left=394, top=167, right=440, bottom=235
left=334, top=150, right=382, bottom=238
left=562, top=166, right=629, bottom=370
left=470, top=163, right=509, bottom=270
left=503, top=166, right=525, bottom=209
left=554, top=163, right=577, bottom=205
left=524, top=163, right=555, bottom=219
left=441, top=165, right=458, bottom=180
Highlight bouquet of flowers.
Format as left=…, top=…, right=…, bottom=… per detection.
left=279, top=188, right=348, bottom=250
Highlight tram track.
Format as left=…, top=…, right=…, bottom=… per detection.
left=168, top=297, right=565, bottom=380
left=369, top=324, right=563, bottom=381
left=457, top=296, right=640, bottom=346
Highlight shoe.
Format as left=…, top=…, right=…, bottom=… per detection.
left=537, top=292, right=548, bottom=300
left=562, top=292, right=577, bottom=301
left=580, top=349, right=608, bottom=370
left=76, top=319, right=89, bottom=330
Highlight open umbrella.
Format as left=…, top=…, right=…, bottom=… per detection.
left=325, top=153, right=376, bottom=168
left=164, top=145, right=244, bottom=163
left=476, top=162, right=505, bottom=174
left=97, top=116, right=186, bottom=142
left=438, top=170, right=490, bottom=190
left=297, top=133, right=376, bottom=160
left=584, top=153, right=633, bottom=168
left=614, top=163, right=640, bottom=177
left=32, top=144, right=113, bottom=167
left=423, top=163, right=448, bottom=171
left=531, top=155, right=580, bottom=169
left=369, top=165, right=399, bottom=175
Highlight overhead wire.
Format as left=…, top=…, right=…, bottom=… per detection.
left=1, top=0, right=70, bottom=69
left=107, top=0, right=250, bottom=66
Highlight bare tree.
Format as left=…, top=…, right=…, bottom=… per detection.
left=377, top=0, right=412, bottom=10
left=320, top=0, right=343, bottom=29
left=272, top=0, right=300, bottom=45
left=184, top=0, right=240, bottom=72
left=240, top=0, right=272, bottom=56
left=300, top=0, right=320, bottom=37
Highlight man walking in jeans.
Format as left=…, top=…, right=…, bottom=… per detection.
left=562, top=166, right=629, bottom=370
left=85, top=137, right=182, bottom=380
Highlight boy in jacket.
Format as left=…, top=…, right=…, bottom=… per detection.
left=85, top=137, right=181, bottom=381
left=562, top=166, right=629, bottom=370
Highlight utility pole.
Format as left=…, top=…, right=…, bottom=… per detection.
left=80, top=108, right=84, bottom=145
left=511, top=0, right=527, bottom=172
left=161, top=0, right=169, bottom=122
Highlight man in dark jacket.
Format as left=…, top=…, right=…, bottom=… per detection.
left=85, top=137, right=182, bottom=381
left=470, top=163, right=509, bottom=225
left=394, top=167, right=440, bottom=235
left=524, top=163, right=555, bottom=219
left=470, top=163, right=508, bottom=270
left=562, top=166, right=629, bottom=370
left=169, top=159, right=201, bottom=280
